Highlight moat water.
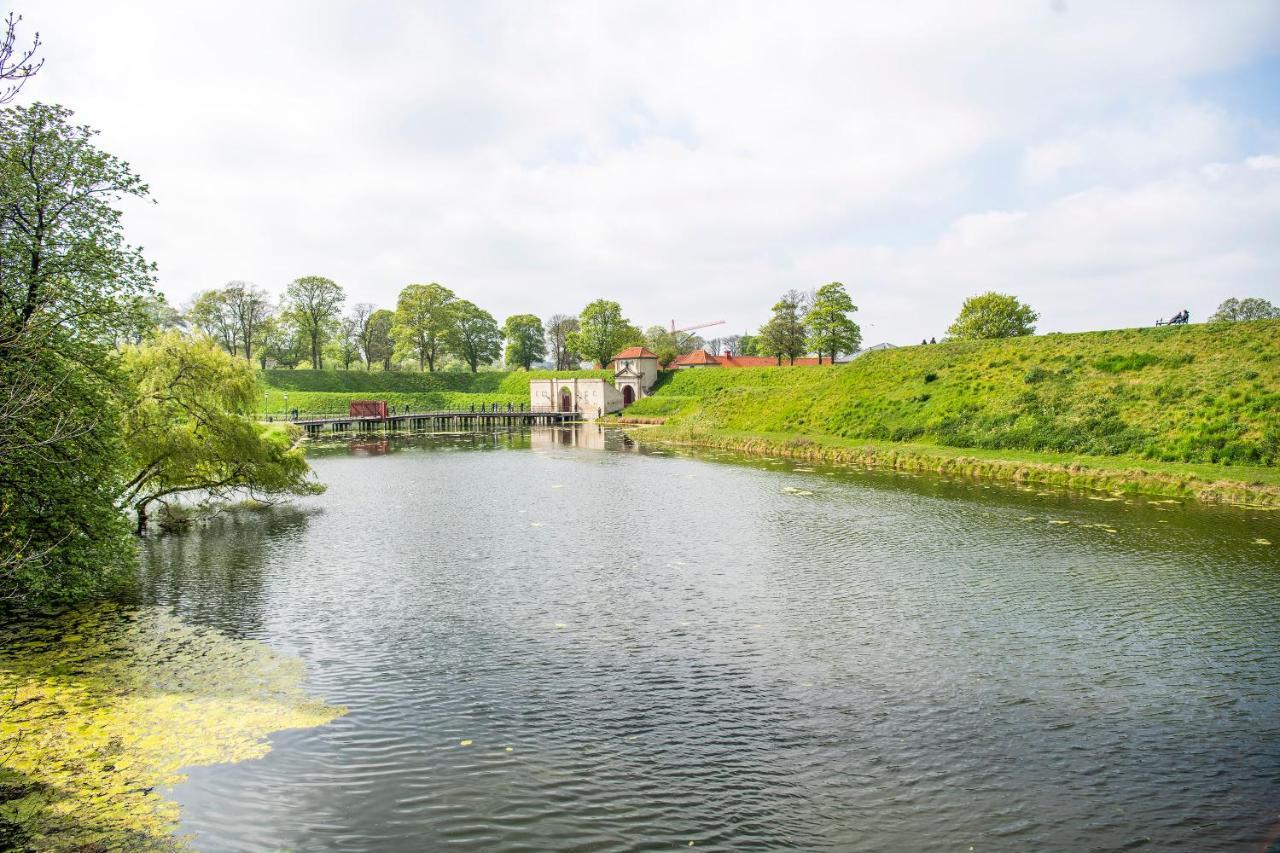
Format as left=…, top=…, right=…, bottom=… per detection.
left=132, top=426, right=1279, bottom=851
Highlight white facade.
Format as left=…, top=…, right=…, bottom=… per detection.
left=610, top=356, right=658, bottom=405
left=528, top=378, right=623, bottom=420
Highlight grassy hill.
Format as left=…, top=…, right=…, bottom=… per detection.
left=626, top=321, right=1280, bottom=467
left=258, top=368, right=610, bottom=416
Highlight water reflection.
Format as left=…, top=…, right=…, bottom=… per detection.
left=140, top=426, right=1280, bottom=852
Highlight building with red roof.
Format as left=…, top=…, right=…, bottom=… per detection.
left=610, top=347, right=659, bottom=405
left=669, top=350, right=825, bottom=369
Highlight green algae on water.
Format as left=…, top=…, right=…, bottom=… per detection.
left=0, top=604, right=344, bottom=850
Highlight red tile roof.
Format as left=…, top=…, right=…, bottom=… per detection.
left=669, top=351, right=827, bottom=368
left=613, top=347, right=659, bottom=359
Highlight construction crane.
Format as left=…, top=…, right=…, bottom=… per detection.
left=670, top=319, right=725, bottom=335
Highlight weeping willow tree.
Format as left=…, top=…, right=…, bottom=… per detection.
left=117, top=332, right=325, bottom=533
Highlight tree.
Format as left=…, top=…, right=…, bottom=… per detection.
left=336, top=316, right=361, bottom=369
left=188, top=289, right=239, bottom=355
left=1210, top=297, right=1280, bottom=323
left=545, top=313, right=580, bottom=370
left=721, top=334, right=742, bottom=356
left=393, top=282, right=455, bottom=372
left=502, top=314, right=546, bottom=370
left=223, top=281, right=273, bottom=363
left=946, top=291, right=1038, bottom=340
left=365, top=308, right=396, bottom=370
left=284, top=275, right=344, bottom=368
left=117, top=332, right=324, bottom=533
left=737, top=333, right=760, bottom=356
left=566, top=300, right=642, bottom=368
left=0, top=13, right=42, bottom=105
left=262, top=314, right=307, bottom=369
left=350, top=302, right=376, bottom=368
left=643, top=325, right=680, bottom=367
left=805, top=281, right=861, bottom=364
left=0, top=103, right=154, bottom=607
left=446, top=300, right=502, bottom=372
left=758, top=290, right=809, bottom=364
left=113, top=293, right=184, bottom=347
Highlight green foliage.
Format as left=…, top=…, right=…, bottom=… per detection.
left=759, top=289, right=808, bottom=364
left=805, top=282, right=861, bottom=363
left=0, top=343, right=135, bottom=609
left=502, top=313, right=546, bottom=370
left=946, top=291, right=1038, bottom=340
left=0, top=102, right=153, bottom=610
left=0, top=103, right=155, bottom=341
left=365, top=308, right=396, bottom=370
left=393, top=282, right=455, bottom=371
left=737, top=333, right=761, bottom=356
left=566, top=300, right=642, bottom=368
left=284, top=275, right=345, bottom=369
left=119, top=333, right=324, bottom=532
left=629, top=321, right=1280, bottom=466
left=1210, top=296, right=1279, bottom=322
left=447, top=299, right=502, bottom=372
left=545, top=313, right=580, bottom=370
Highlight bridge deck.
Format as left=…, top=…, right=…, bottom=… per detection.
left=283, top=409, right=580, bottom=435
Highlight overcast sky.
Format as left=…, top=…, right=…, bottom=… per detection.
left=22, top=0, right=1280, bottom=344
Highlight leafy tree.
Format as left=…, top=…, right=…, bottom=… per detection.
left=946, top=291, right=1038, bottom=340
left=117, top=332, right=324, bottom=533
left=1210, top=297, right=1280, bottom=322
left=446, top=300, right=502, bottom=372
left=0, top=103, right=154, bottom=607
left=223, top=281, right=273, bottom=363
left=759, top=290, right=809, bottom=364
left=545, top=313, right=580, bottom=370
left=188, top=289, right=239, bottom=355
left=365, top=308, right=396, bottom=370
left=284, top=275, right=344, bottom=368
left=114, top=293, right=184, bottom=347
left=262, top=314, right=307, bottom=369
left=737, top=333, right=760, bottom=356
left=349, top=302, right=376, bottom=368
left=335, top=316, right=361, bottom=369
left=502, top=314, right=546, bottom=370
left=643, top=325, right=680, bottom=367
left=393, top=282, right=455, bottom=372
left=566, top=300, right=642, bottom=368
left=805, top=281, right=861, bottom=364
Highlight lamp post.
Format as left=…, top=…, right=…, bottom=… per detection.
left=283, top=392, right=289, bottom=420
left=263, top=391, right=268, bottom=421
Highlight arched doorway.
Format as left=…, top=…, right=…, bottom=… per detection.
left=622, top=385, right=635, bottom=406
left=560, top=388, right=573, bottom=412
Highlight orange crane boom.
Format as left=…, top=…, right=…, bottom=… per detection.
left=670, top=319, right=726, bottom=334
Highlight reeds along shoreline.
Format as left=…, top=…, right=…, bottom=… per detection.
left=632, top=426, right=1280, bottom=508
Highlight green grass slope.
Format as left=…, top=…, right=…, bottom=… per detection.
left=626, top=321, right=1280, bottom=466
left=258, top=368, right=610, bottom=417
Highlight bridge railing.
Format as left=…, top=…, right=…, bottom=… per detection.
left=265, top=404, right=574, bottom=423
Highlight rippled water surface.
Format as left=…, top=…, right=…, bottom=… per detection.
left=136, top=427, right=1280, bottom=852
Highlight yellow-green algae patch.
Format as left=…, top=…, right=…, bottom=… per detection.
left=0, top=604, right=343, bottom=850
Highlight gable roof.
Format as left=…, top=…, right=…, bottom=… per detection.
left=669, top=351, right=826, bottom=368
left=613, top=346, right=658, bottom=360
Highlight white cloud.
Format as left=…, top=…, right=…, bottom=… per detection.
left=20, top=0, right=1280, bottom=344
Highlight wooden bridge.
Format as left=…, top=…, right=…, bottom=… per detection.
left=284, top=407, right=579, bottom=436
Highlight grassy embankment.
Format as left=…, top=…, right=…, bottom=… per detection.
left=619, top=321, right=1280, bottom=505
left=258, top=368, right=611, bottom=417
